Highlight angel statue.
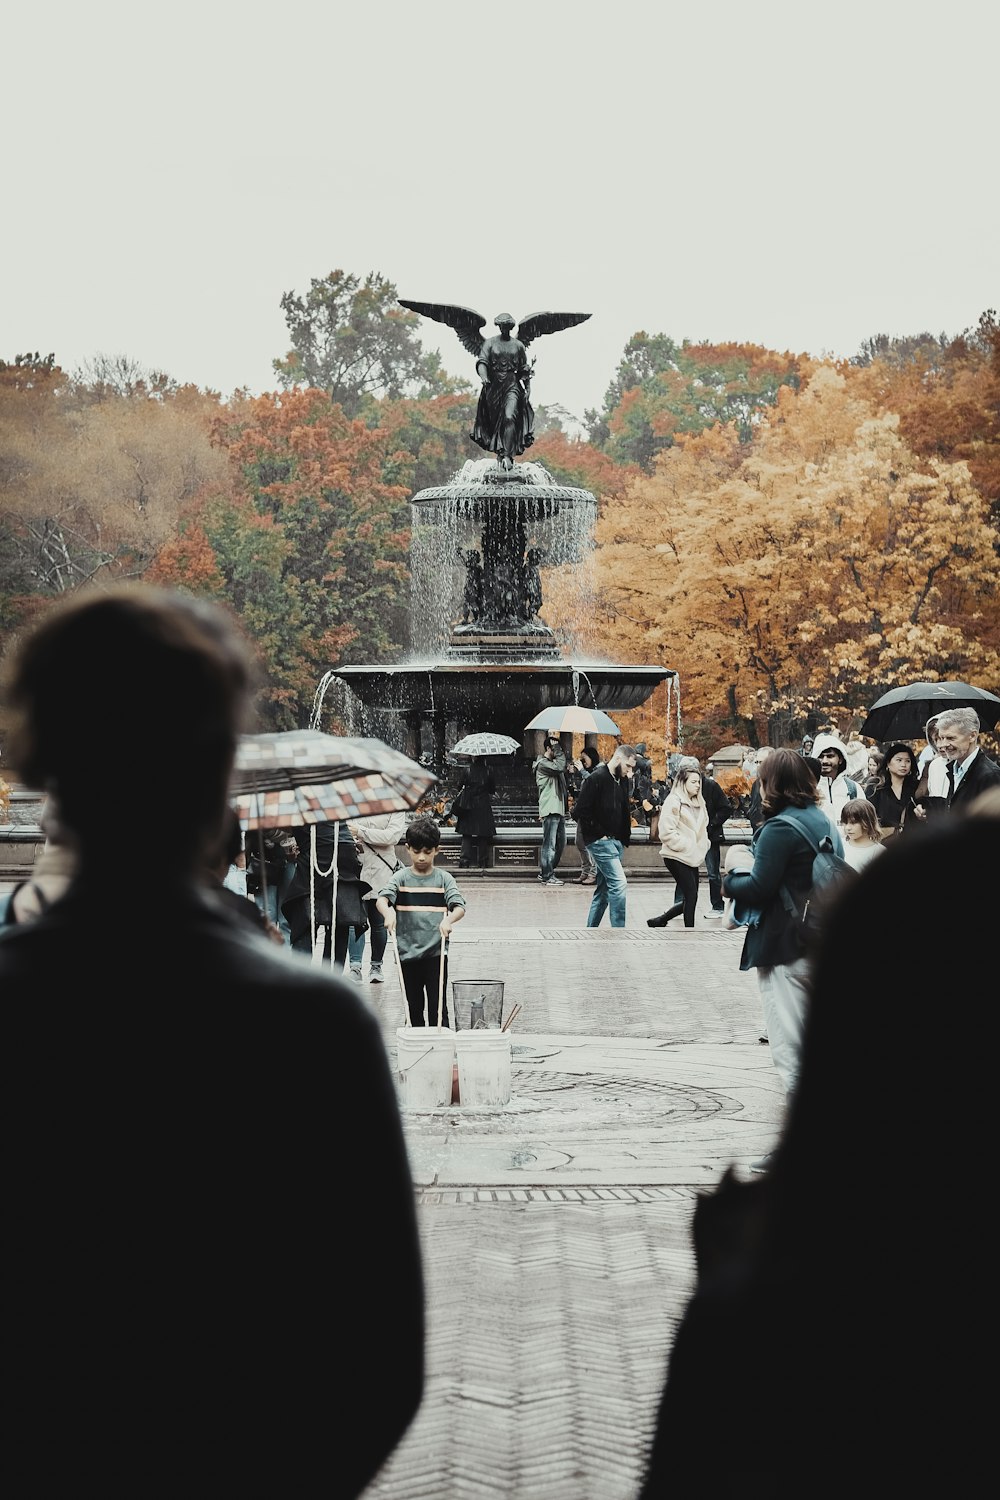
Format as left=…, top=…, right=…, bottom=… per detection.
left=398, top=302, right=591, bottom=471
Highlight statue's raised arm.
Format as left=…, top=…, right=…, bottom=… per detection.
left=399, top=301, right=591, bottom=471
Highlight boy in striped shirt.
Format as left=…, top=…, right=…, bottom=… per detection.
left=377, top=817, right=466, bottom=1027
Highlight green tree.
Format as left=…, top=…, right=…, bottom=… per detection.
left=272, top=270, right=463, bottom=418
left=585, top=334, right=802, bottom=470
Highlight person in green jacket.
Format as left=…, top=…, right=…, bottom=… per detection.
left=533, top=734, right=568, bottom=886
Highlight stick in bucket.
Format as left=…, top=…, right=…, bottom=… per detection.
left=389, top=930, right=410, bottom=1027
left=437, top=931, right=446, bottom=1029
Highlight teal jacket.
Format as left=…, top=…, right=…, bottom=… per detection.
left=724, top=803, right=842, bottom=971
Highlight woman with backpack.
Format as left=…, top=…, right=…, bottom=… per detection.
left=723, top=748, right=847, bottom=1170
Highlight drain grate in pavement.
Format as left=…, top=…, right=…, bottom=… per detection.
left=416, top=1184, right=698, bottom=1205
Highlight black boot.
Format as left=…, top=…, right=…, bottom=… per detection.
left=648, top=903, right=683, bottom=929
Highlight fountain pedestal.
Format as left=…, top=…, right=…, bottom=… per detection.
left=317, top=458, right=674, bottom=778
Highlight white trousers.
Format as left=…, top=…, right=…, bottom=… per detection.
left=757, top=956, right=811, bottom=1096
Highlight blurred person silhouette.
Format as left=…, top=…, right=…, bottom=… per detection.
left=637, top=810, right=997, bottom=1498
left=722, top=748, right=845, bottom=1169
left=0, top=584, right=424, bottom=1497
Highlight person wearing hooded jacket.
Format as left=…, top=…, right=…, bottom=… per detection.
left=811, top=732, right=863, bottom=829
left=648, top=758, right=710, bottom=928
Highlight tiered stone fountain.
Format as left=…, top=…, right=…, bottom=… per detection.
left=314, top=457, right=673, bottom=812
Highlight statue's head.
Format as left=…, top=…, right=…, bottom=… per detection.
left=494, top=313, right=515, bottom=331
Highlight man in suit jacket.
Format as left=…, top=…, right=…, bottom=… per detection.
left=935, top=707, right=1000, bottom=809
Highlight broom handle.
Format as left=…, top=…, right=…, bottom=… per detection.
left=437, top=930, right=446, bottom=1029
left=390, top=930, right=410, bottom=1027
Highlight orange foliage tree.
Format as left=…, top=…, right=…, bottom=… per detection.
left=149, top=388, right=412, bottom=729
left=586, top=363, right=1000, bottom=743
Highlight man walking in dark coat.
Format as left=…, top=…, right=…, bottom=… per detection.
left=572, top=743, right=638, bottom=928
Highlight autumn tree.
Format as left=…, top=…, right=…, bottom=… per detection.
left=588, top=364, right=1000, bottom=743
left=272, top=270, right=465, bottom=418
left=150, top=389, right=412, bottom=729
left=847, top=309, right=1000, bottom=524
left=585, top=334, right=803, bottom=470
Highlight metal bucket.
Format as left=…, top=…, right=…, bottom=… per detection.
left=451, top=979, right=505, bottom=1030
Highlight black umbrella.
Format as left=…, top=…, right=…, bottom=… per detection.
left=860, top=681, right=1000, bottom=741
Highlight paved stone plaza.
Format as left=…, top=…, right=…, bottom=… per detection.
left=0, top=861, right=782, bottom=1498
left=358, top=876, right=784, bottom=1500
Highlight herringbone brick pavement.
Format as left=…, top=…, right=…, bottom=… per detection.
left=357, top=880, right=783, bottom=1499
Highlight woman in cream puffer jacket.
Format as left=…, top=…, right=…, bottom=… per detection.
left=648, top=758, right=710, bottom=928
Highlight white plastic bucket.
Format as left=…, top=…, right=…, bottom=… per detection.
left=396, top=1027, right=455, bottom=1110
left=455, top=1031, right=512, bottom=1107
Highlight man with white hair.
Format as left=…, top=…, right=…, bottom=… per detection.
left=933, top=708, right=1000, bottom=809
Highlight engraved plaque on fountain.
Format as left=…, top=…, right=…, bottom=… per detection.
left=495, top=845, right=537, bottom=867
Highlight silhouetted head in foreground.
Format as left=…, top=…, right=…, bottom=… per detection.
left=6, top=584, right=254, bottom=876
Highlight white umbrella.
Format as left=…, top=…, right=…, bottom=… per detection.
left=450, top=732, right=521, bottom=759
left=524, top=705, right=621, bottom=736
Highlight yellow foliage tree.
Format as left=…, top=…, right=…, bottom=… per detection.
left=587, top=364, right=1000, bottom=738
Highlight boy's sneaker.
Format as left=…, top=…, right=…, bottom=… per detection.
left=369, top=963, right=384, bottom=983
left=544, top=877, right=564, bottom=886
left=349, top=962, right=363, bottom=981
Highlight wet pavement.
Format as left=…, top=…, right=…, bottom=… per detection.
left=355, top=875, right=785, bottom=1500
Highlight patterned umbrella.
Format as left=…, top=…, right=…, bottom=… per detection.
left=524, top=705, right=621, bottom=736
left=231, top=730, right=436, bottom=830
left=449, top=732, right=522, bottom=760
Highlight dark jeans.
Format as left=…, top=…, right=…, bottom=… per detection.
left=401, top=952, right=451, bottom=1027
left=706, top=840, right=723, bottom=910
left=539, top=814, right=566, bottom=881
left=292, top=923, right=353, bottom=967
left=672, top=841, right=724, bottom=912
left=348, top=901, right=388, bottom=967
left=661, top=857, right=700, bottom=926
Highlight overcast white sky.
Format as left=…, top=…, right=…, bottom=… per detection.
left=5, top=0, right=997, bottom=427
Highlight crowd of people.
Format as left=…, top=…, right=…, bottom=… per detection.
left=2, top=581, right=997, bottom=1495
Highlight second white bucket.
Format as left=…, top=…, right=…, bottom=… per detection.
left=396, top=1027, right=455, bottom=1110
left=455, top=1031, right=512, bottom=1107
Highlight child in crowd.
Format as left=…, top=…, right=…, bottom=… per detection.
left=376, top=816, right=466, bottom=1027
left=839, top=798, right=885, bottom=872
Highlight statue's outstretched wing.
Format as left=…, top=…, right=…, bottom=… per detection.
left=398, top=300, right=487, bottom=359
left=516, top=311, right=591, bottom=350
